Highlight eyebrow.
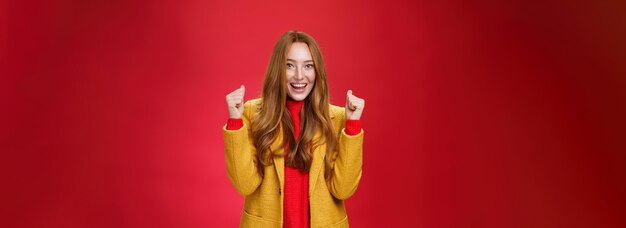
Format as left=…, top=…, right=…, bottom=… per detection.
left=286, top=59, right=314, bottom=63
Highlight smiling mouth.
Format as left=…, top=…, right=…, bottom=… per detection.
left=290, top=83, right=307, bottom=89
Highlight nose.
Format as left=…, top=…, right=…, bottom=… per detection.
left=294, top=67, right=304, bottom=80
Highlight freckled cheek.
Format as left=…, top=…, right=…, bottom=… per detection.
left=305, top=71, right=315, bottom=82
left=285, top=70, right=295, bottom=79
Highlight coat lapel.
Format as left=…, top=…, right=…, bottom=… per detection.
left=273, top=156, right=284, bottom=192
left=308, top=108, right=337, bottom=196
left=272, top=124, right=285, bottom=191
left=274, top=108, right=338, bottom=197
left=308, top=130, right=325, bottom=197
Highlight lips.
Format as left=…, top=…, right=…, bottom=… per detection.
left=290, top=83, right=307, bottom=88
left=289, top=83, right=308, bottom=93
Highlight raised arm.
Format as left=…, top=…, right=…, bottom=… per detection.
left=327, top=90, right=365, bottom=200
left=223, top=85, right=262, bottom=196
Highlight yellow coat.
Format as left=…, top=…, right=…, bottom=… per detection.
left=223, top=98, right=364, bottom=228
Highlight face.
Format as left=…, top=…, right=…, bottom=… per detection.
left=286, top=42, right=316, bottom=101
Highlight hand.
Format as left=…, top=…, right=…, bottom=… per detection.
left=226, top=85, right=245, bottom=119
left=345, top=90, right=365, bottom=120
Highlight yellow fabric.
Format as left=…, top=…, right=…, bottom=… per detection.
left=223, top=98, right=364, bottom=228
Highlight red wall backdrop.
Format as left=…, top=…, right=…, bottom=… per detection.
left=2, top=0, right=626, bottom=227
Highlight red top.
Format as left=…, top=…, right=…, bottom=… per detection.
left=226, top=101, right=361, bottom=228
left=283, top=99, right=308, bottom=228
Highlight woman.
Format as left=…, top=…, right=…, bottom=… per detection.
left=223, top=31, right=365, bottom=228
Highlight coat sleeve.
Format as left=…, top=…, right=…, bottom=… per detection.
left=326, top=107, right=364, bottom=200
left=223, top=101, right=262, bottom=196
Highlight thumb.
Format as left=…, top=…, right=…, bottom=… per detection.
left=346, top=90, right=352, bottom=103
left=346, top=90, right=353, bottom=110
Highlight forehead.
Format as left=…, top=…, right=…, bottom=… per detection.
left=287, top=42, right=312, bottom=60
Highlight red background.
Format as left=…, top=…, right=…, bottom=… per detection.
left=2, top=0, right=626, bottom=227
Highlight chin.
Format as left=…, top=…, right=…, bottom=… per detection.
left=288, top=94, right=307, bottom=101
left=288, top=91, right=311, bottom=101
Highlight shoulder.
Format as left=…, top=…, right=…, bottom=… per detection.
left=329, top=104, right=344, bottom=120
left=329, top=104, right=345, bottom=134
left=243, top=98, right=263, bottom=120
left=244, top=98, right=343, bottom=120
left=244, top=98, right=263, bottom=109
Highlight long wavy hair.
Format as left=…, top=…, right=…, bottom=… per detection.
left=252, top=30, right=338, bottom=180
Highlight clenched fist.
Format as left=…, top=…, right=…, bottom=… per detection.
left=345, top=90, right=365, bottom=120
left=226, top=85, right=245, bottom=119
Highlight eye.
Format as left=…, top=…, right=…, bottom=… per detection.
left=305, top=64, right=314, bottom=69
left=286, top=63, right=294, bottom=69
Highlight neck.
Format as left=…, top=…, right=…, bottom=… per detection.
left=286, top=98, right=305, bottom=115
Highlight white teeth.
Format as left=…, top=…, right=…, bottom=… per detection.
left=291, top=83, right=306, bottom=88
